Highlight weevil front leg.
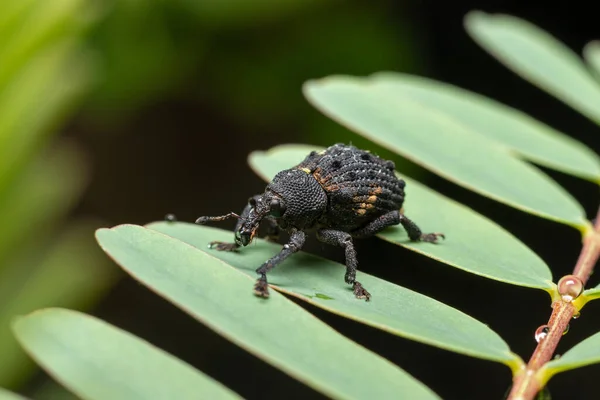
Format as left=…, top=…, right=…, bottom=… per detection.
left=254, top=229, right=305, bottom=298
left=195, top=195, right=260, bottom=252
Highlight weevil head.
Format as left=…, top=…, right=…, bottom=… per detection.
left=234, top=168, right=328, bottom=245
left=234, top=191, right=286, bottom=246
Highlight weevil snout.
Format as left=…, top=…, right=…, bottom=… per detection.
left=235, top=229, right=253, bottom=246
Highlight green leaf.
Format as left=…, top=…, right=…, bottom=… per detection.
left=12, top=308, right=242, bottom=400
left=464, top=11, right=600, bottom=126
left=96, top=225, right=441, bottom=400
left=577, top=285, right=600, bottom=309
left=370, top=72, right=600, bottom=183
left=247, top=144, right=553, bottom=291
left=541, top=330, right=600, bottom=384
left=303, top=76, right=588, bottom=230
left=148, top=222, right=523, bottom=370
left=0, top=388, right=27, bottom=400
left=583, top=41, right=600, bottom=80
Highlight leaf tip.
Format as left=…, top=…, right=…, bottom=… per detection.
left=11, top=307, right=69, bottom=335
left=301, top=78, right=321, bottom=95
left=463, top=9, right=489, bottom=27
left=94, top=227, right=111, bottom=238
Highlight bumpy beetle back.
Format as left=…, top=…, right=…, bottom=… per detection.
left=295, top=144, right=406, bottom=231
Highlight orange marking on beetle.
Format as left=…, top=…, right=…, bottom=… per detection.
left=370, top=186, right=383, bottom=195
left=353, top=195, right=378, bottom=203
left=356, top=209, right=367, bottom=215
left=313, top=167, right=332, bottom=185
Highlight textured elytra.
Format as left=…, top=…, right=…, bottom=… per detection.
left=196, top=143, right=442, bottom=301
left=295, top=144, right=406, bottom=231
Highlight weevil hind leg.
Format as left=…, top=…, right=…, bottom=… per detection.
left=316, top=229, right=371, bottom=301
left=398, top=213, right=444, bottom=243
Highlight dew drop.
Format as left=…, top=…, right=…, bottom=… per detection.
left=573, top=311, right=581, bottom=319
left=557, top=274, right=584, bottom=302
left=535, top=325, right=549, bottom=343
left=563, top=324, right=570, bottom=336
left=165, top=213, right=177, bottom=222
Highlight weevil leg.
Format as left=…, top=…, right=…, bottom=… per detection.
left=351, top=210, right=401, bottom=239
left=398, top=212, right=444, bottom=243
left=351, top=210, right=443, bottom=242
left=196, top=195, right=260, bottom=252
left=254, top=229, right=306, bottom=298
left=316, top=229, right=371, bottom=301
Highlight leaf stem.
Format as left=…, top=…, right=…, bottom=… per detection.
left=507, top=209, right=600, bottom=400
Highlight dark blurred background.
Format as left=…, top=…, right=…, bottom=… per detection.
left=2, top=0, right=600, bottom=399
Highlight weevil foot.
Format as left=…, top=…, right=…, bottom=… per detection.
left=420, top=233, right=445, bottom=243
left=208, top=241, right=239, bottom=252
left=253, top=278, right=270, bottom=298
left=353, top=281, right=371, bottom=301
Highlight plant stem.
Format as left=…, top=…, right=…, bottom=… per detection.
left=507, top=210, right=600, bottom=400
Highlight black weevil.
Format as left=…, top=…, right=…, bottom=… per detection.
left=196, top=143, right=444, bottom=301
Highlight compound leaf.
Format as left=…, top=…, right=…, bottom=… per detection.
left=303, top=76, right=587, bottom=230
left=13, top=308, right=241, bottom=400
left=464, top=11, right=600, bottom=126
left=370, top=72, right=600, bottom=183
left=148, top=221, right=523, bottom=371
left=96, top=225, right=441, bottom=400
left=541, top=330, right=600, bottom=384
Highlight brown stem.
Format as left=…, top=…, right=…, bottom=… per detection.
left=507, top=210, right=600, bottom=400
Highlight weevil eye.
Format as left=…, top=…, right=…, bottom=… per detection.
left=234, top=230, right=243, bottom=245
left=269, top=198, right=286, bottom=218
left=248, top=197, right=257, bottom=207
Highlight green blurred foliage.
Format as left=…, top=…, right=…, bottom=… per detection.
left=85, top=0, right=204, bottom=120
left=179, top=0, right=337, bottom=28
left=83, top=0, right=422, bottom=167
left=0, top=0, right=115, bottom=390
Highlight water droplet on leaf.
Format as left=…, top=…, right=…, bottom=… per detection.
left=573, top=311, right=581, bottom=319
left=557, top=275, right=583, bottom=302
left=535, top=325, right=549, bottom=343
left=165, top=213, right=177, bottom=222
